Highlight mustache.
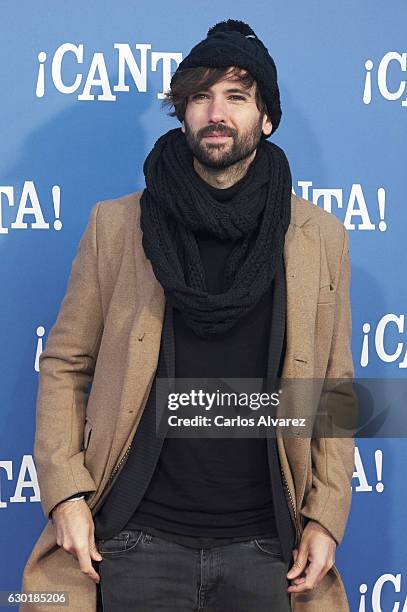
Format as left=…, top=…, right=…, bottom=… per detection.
left=200, top=126, right=235, bottom=138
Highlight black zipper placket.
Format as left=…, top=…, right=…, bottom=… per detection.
left=280, top=464, right=302, bottom=546
left=90, top=442, right=133, bottom=514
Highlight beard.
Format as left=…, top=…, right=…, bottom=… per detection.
left=183, top=115, right=265, bottom=170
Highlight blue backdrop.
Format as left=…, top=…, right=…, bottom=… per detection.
left=1, top=2, right=406, bottom=610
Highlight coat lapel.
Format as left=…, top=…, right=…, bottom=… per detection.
left=92, top=232, right=166, bottom=502
left=283, top=223, right=320, bottom=377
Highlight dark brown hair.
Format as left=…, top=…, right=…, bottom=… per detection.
left=161, top=65, right=267, bottom=123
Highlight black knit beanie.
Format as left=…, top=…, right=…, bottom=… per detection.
left=171, top=19, right=282, bottom=136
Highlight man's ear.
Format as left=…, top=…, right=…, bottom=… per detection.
left=262, top=112, right=272, bottom=137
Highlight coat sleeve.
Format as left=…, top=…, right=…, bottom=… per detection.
left=299, top=225, right=356, bottom=546
left=34, top=203, right=104, bottom=519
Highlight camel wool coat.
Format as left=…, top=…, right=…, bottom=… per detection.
left=21, top=190, right=355, bottom=611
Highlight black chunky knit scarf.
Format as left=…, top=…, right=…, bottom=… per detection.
left=140, top=127, right=292, bottom=338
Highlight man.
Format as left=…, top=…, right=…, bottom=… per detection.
left=21, top=19, right=354, bottom=612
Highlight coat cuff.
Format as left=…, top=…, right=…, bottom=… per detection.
left=38, top=452, right=97, bottom=519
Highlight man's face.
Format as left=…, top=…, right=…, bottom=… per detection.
left=181, top=68, right=272, bottom=170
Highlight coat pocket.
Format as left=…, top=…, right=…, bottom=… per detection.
left=82, top=417, right=93, bottom=451
left=317, top=284, right=336, bottom=306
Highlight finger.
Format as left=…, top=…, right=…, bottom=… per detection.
left=90, top=548, right=103, bottom=562
left=287, top=561, right=324, bottom=593
left=89, top=541, right=103, bottom=561
left=287, top=546, right=309, bottom=579
left=291, top=576, right=306, bottom=585
left=287, top=551, right=306, bottom=585
left=302, top=558, right=324, bottom=588
left=288, top=577, right=319, bottom=593
left=288, top=581, right=312, bottom=593
left=76, top=549, right=101, bottom=583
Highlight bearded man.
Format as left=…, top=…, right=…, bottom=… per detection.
left=21, top=19, right=355, bottom=612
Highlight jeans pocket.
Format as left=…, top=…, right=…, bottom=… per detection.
left=96, top=529, right=143, bottom=556
left=252, top=536, right=283, bottom=559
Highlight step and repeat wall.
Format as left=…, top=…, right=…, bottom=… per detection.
left=1, top=2, right=406, bottom=610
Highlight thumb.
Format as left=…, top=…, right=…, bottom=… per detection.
left=287, top=545, right=308, bottom=578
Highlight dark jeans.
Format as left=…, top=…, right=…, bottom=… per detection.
left=94, top=528, right=291, bottom=611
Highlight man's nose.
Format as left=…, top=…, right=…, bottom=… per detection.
left=206, top=98, right=228, bottom=124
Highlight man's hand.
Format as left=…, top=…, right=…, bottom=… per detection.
left=286, top=520, right=336, bottom=593
left=51, top=498, right=102, bottom=584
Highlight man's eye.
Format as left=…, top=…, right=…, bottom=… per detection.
left=192, top=94, right=246, bottom=101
